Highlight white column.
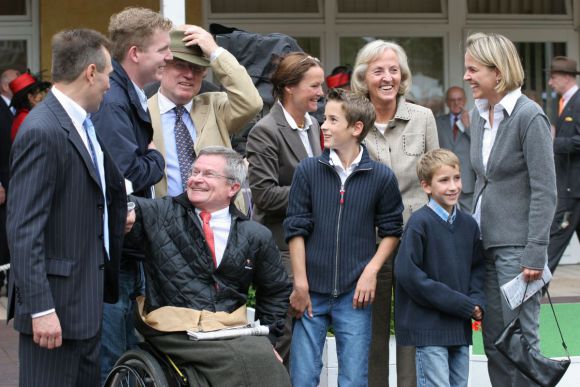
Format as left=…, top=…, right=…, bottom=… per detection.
left=161, top=0, right=186, bottom=26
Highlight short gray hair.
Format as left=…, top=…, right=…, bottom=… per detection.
left=197, top=146, right=246, bottom=185
left=351, top=40, right=412, bottom=98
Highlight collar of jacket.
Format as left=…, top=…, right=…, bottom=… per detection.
left=319, top=143, right=373, bottom=170
left=392, top=95, right=413, bottom=122
left=110, top=59, right=150, bottom=123
left=173, top=192, right=249, bottom=221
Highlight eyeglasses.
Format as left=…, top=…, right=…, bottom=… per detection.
left=169, top=59, right=206, bottom=75
left=191, top=169, right=233, bottom=181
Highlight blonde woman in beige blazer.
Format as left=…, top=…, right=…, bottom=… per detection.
left=352, top=40, right=439, bottom=387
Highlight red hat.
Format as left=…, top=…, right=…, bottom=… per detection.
left=326, top=72, right=351, bottom=89
left=9, top=73, right=39, bottom=95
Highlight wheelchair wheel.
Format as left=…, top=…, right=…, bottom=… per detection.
left=104, top=348, right=170, bottom=387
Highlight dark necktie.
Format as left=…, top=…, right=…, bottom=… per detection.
left=174, top=106, right=196, bottom=190
left=83, top=116, right=109, bottom=258
left=452, top=115, right=459, bottom=141
left=200, top=211, right=217, bottom=267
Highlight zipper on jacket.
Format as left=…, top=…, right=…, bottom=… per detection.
left=333, top=183, right=345, bottom=297
left=319, top=159, right=372, bottom=298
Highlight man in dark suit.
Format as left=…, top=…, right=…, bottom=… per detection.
left=0, top=68, right=19, bottom=292
left=435, top=86, right=476, bottom=212
left=547, top=56, right=580, bottom=275
left=7, top=29, right=127, bottom=387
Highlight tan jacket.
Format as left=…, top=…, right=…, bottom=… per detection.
left=148, top=49, right=263, bottom=210
left=364, top=97, right=439, bottom=223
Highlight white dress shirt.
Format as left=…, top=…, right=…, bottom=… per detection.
left=329, top=146, right=363, bottom=185
left=279, top=101, right=315, bottom=157
left=195, top=207, right=231, bottom=267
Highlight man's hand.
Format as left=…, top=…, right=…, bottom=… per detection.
left=0, top=185, right=5, bottom=205
left=522, top=267, right=543, bottom=282
left=125, top=207, right=136, bottom=234
left=353, top=265, right=378, bottom=309
left=472, top=305, right=483, bottom=321
left=181, top=25, right=219, bottom=58
left=290, top=286, right=312, bottom=319
left=32, top=312, right=62, bottom=349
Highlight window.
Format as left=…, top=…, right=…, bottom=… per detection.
left=337, top=0, right=442, bottom=13
left=467, top=0, right=567, bottom=15
left=0, top=0, right=27, bottom=16
left=0, top=40, right=27, bottom=72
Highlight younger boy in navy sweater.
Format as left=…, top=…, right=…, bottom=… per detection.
left=284, top=89, right=403, bottom=387
left=394, top=149, right=485, bottom=387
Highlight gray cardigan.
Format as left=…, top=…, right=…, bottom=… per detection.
left=471, top=95, right=556, bottom=269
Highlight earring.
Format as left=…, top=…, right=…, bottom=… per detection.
left=496, top=79, right=500, bottom=85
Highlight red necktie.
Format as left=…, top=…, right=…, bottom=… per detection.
left=452, top=115, right=459, bottom=141
left=558, top=97, right=565, bottom=116
left=200, top=211, right=217, bottom=267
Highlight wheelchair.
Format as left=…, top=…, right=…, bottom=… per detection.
left=103, top=340, right=196, bottom=387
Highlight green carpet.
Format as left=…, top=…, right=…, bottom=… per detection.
left=472, top=303, right=580, bottom=357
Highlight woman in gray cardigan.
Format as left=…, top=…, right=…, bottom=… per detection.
left=464, top=32, right=557, bottom=387
left=351, top=40, right=439, bottom=387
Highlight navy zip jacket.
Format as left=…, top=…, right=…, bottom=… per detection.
left=284, top=146, right=404, bottom=295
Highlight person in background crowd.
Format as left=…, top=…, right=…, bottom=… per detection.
left=9, top=72, right=50, bottom=141
left=351, top=39, right=439, bottom=387
left=0, top=68, right=19, bottom=294
left=464, top=32, right=556, bottom=386
left=91, top=7, right=172, bottom=383
left=546, top=56, right=580, bottom=276
left=246, top=52, right=323, bottom=368
left=7, top=28, right=127, bottom=387
left=148, top=26, right=261, bottom=212
left=435, top=86, right=476, bottom=212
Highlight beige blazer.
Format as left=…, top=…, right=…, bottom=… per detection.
left=364, top=97, right=439, bottom=223
left=148, top=50, right=263, bottom=210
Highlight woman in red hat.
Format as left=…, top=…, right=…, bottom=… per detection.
left=9, top=72, right=50, bottom=141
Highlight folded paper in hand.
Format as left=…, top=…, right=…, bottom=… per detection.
left=187, top=320, right=269, bottom=341
left=500, top=266, right=552, bottom=310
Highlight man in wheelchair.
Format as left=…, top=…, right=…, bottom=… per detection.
left=124, top=146, right=292, bottom=386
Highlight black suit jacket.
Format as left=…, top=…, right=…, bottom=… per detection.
left=0, top=97, right=12, bottom=188
left=554, top=89, right=580, bottom=199
left=7, top=92, right=127, bottom=340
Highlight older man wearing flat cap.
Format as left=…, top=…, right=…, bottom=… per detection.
left=148, top=26, right=262, bottom=210
left=547, top=56, right=580, bottom=275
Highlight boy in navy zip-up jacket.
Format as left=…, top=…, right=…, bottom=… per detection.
left=284, top=89, right=403, bottom=386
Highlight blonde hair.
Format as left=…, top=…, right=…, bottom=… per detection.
left=351, top=40, right=412, bottom=97
left=465, top=32, right=524, bottom=94
left=417, top=149, right=460, bottom=184
left=108, top=7, right=172, bottom=62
